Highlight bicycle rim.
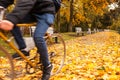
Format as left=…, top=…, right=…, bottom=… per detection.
left=46, top=33, right=66, bottom=76
left=0, top=44, right=15, bottom=80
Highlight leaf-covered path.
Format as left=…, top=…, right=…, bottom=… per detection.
left=0, top=31, right=120, bottom=80
left=51, top=31, right=120, bottom=80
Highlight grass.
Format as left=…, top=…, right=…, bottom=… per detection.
left=0, top=39, right=15, bottom=56
left=60, top=32, right=85, bottom=41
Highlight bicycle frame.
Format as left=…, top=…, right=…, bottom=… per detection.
left=0, top=21, right=38, bottom=66
left=0, top=23, right=49, bottom=68
left=0, top=31, right=35, bottom=68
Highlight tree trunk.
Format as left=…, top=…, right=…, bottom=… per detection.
left=56, top=11, right=61, bottom=32
left=68, top=0, right=74, bottom=32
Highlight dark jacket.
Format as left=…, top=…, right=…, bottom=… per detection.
left=0, top=0, right=55, bottom=25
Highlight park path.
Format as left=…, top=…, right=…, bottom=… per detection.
left=50, top=31, right=120, bottom=80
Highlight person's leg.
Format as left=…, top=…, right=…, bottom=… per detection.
left=11, top=14, right=36, bottom=58
left=33, top=13, right=54, bottom=80
left=11, top=27, right=26, bottom=50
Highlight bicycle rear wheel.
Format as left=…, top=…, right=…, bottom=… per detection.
left=46, top=33, right=66, bottom=76
left=0, top=44, right=15, bottom=80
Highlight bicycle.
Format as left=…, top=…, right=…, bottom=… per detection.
left=0, top=22, right=66, bottom=80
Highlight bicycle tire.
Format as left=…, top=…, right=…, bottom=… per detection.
left=46, top=33, right=66, bottom=76
left=0, top=44, right=15, bottom=80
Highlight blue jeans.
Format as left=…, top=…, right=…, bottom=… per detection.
left=11, top=14, right=36, bottom=50
left=11, top=13, right=55, bottom=67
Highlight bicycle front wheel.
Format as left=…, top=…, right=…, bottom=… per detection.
left=46, top=33, right=66, bottom=76
left=0, top=44, right=15, bottom=80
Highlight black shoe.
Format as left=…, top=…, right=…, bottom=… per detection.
left=41, top=64, right=53, bottom=80
left=12, top=50, right=29, bottom=59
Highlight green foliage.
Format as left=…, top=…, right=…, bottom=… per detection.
left=100, top=13, right=113, bottom=28
left=110, top=16, right=120, bottom=30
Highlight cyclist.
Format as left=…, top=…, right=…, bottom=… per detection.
left=0, top=0, right=55, bottom=80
